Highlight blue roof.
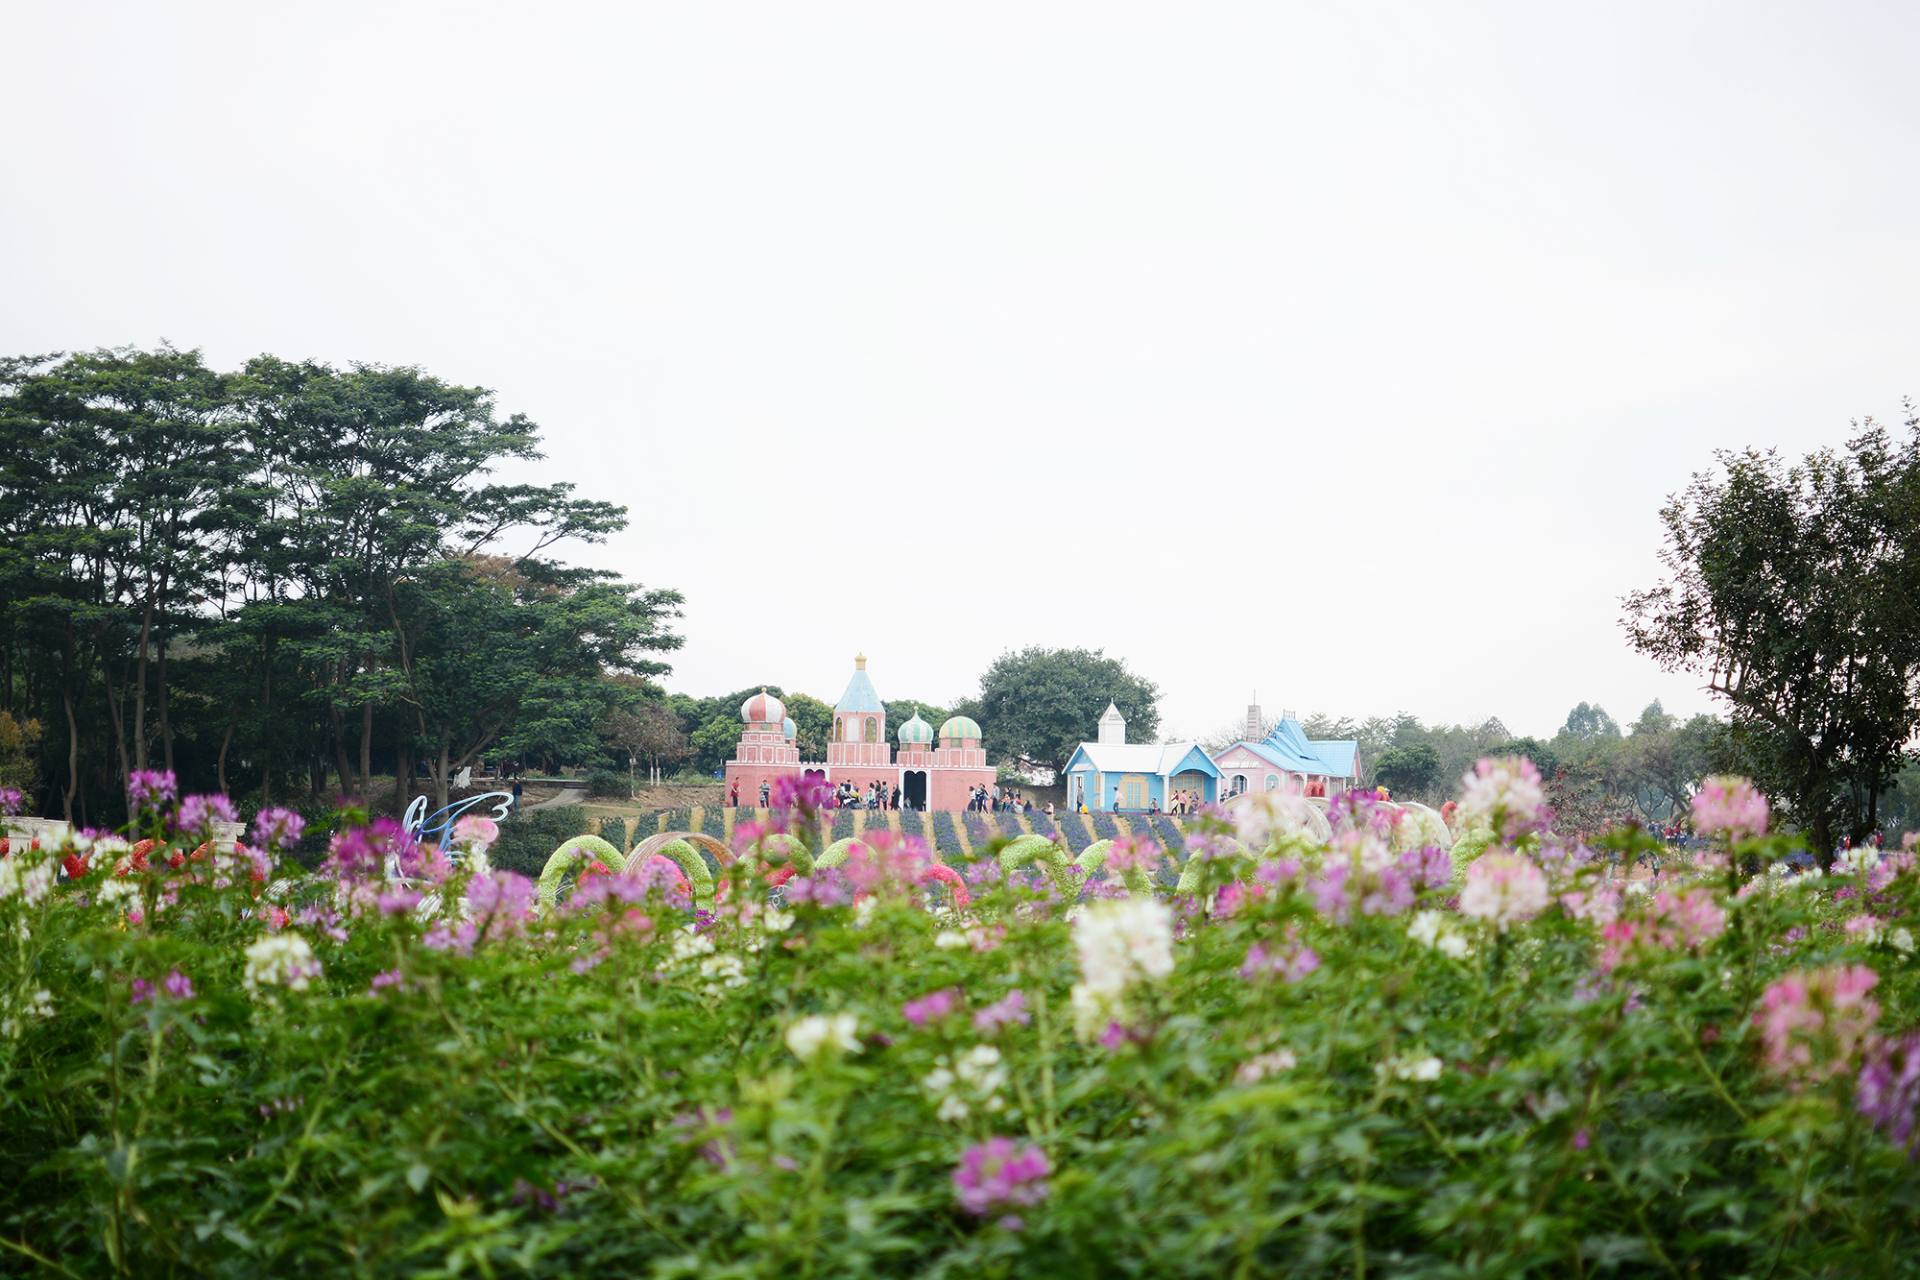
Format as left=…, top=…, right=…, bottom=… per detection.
left=835, top=665, right=884, bottom=714
left=1237, top=719, right=1357, bottom=778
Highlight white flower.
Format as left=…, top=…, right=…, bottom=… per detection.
left=1891, top=927, right=1915, bottom=956
left=785, top=1011, right=860, bottom=1062
left=95, top=877, right=140, bottom=910
left=936, top=1093, right=970, bottom=1123
left=669, top=929, right=717, bottom=964
left=760, top=908, right=794, bottom=934
left=1836, top=846, right=1880, bottom=875
left=0, top=854, right=55, bottom=906
left=934, top=929, right=968, bottom=950
left=28, top=987, right=53, bottom=1018
left=1073, top=897, right=1174, bottom=996
left=1408, top=909, right=1472, bottom=959
left=699, top=953, right=747, bottom=989
left=242, top=933, right=321, bottom=994
left=922, top=1044, right=1008, bottom=1122
left=1381, top=1052, right=1444, bottom=1083
left=1457, top=757, right=1546, bottom=836
left=1069, top=981, right=1122, bottom=1041
left=464, top=847, right=493, bottom=879
left=1232, top=785, right=1312, bottom=852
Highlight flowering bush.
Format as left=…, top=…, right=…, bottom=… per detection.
left=3, top=764, right=1920, bottom=1275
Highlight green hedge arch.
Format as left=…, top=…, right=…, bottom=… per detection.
left=535, top=835, right=626, bottom=908
left=999, top=833, right=1080, bottom=895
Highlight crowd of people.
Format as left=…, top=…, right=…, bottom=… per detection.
left=966, top=785, right=1049, bottom=817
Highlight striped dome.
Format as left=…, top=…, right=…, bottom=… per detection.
left=781, top=716, right=796, bottom=740
left=897, top=713, right=934, bottom=745
left=938, top=715, right=982, bottom=741
left=740, top=689, right=787, bottom=725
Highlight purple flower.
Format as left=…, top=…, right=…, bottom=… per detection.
left=422, top=920, right=479, bottom=955
left=1239, top=940, right=1320, bottom=983
left=162, top=969, right=194, bottom=1001
left=130, top=977, right=154, bottom=1005
left=1398, top=845, right=1453, bottom=890
left=369, top=969, right=405, bottom=995
left=903, top=988, right=961, bottom=1029
left=973, top=990, right=1030, bottom=1036
left=376, top=887, right=422, bottom=916
left=126, top=769, right=178, bottom=813
left=0, top=787, right=22, bottom=817
left=953, top=1137, right=1051, bottom=1218
left=176, top=793, right=238, bottom=836
left=1858, top=1032, right=1920, bottom=1156
left=784, top=869, right=853, bottom=907
left=251, top=807, right=306, bottom=851
left=468, top=870, right=536, bottom=927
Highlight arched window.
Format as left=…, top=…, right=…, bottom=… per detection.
left=863, top=717, right=877, bottom=743
left=1265, top=774, right=1279, bottom=791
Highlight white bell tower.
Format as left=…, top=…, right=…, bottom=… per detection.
left=1097, top=701, right=1127, bottom=746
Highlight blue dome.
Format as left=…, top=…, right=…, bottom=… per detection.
left=782, top=716, right=796, bottom=740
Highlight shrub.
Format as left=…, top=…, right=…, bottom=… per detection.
left=585, top=770, right=628, bottom=799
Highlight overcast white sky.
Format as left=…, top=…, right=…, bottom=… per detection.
left=4, top=1, right=1916, bottom=740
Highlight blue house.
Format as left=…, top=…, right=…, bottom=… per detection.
left=1062, top=703, right=1222, bottom=813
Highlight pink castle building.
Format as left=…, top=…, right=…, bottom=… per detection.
left=724, top=654, right=994, bottom=811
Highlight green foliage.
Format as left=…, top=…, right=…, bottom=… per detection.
left=977, top=646, right=1160, bottom=778
left=0, top=710, right=39, bottom=796
left=584, top=770, right=628, bottom=799
left=490, top=807, right=599, bottom=877
left=9, top=811, right=1916, bottom=1276
left=1625, top=409, right=1920, bottom=856
left=1370, top=742, right=1440, bottom=797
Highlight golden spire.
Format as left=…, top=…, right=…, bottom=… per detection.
left=855, top=652, right=867, bottom=670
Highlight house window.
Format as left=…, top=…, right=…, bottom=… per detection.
left=863, top=717, right=877, bottom=743
left=1265, top=774, right=1279, bottom=790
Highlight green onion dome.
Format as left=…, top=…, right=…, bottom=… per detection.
left=938, top=715, right=982, bottom=742
left=898, top=713, right=935, bottom=745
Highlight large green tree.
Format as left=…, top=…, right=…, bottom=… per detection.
left=975, top=647, right=1159, bottom=779
left=1625, top=413, right=1920, bottom=860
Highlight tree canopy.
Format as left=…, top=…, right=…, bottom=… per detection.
left=1624, top=411, right=1920, bottom=859
left=976, top=647, right=1160, bottom=779
left=0, top=346, right=681, bottom=820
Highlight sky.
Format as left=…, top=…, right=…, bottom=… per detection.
left=4, top=1, right=1917, bottom=741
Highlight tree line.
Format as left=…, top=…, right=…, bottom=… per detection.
left=0, top=346, right=682, bottom=824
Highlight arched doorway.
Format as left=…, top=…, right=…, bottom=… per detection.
left=903, top=770, right=927, bottom=811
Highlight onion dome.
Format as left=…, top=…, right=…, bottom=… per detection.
left=835, top=652, right=884, bottom=714
left=740, top=688, right=787, bottom=725
left=782, top=716, right=797, bottom=740
left=898, top=712, right=934, bottom=745
left=938, top=715, right=982, bottom=742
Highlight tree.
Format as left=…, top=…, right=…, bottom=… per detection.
left=1624, top=413, right=1920, bottom=861
left=975, top=647, right=1160, bottom=779
left=1371, top=742, right=1441, bottom=799
left=604, top=701, right=689, bottom=788
left=1494, top=737, right=1560, bottom=779
left=1561, top=702, right=1621, bottom=742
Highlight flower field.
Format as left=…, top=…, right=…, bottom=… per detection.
left=4, top=766, right=1920, bottom=1276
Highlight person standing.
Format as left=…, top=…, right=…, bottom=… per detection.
left=729, top=782, right=740, bottom=807
left=1112, top=784, right=1123, bottom=812
left=759, top=779, right=771, bottom=808
left=511, top=778, right=524, bottom=810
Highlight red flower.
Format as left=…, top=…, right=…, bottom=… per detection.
left=62, top=852, right=90, bottom=880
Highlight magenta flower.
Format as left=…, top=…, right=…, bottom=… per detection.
left=0, top=787, right=22, bottom=817
left=902, top=987, right=961, bottom=1029
left=162, top=969, right=195, bottom=1001
left=953, top=1138, right=1051, bottom=1221
left=126, top=769, right=178, bottom=813
left=176, top=793, right=238, bottom=836
left=130, top=977, right=154, bottom=1005
left=376, top=887, right=422, bottom=916
left=1398, top=845, right=1453, bottom=890
left=251, top=807, right=306, bottom=851
left=973, top=990, right=1030, bottom=1036
left=1858, top=1032, right=1920, bottom=1156
left=468, top=870, right=536, bottom=930
left=369, top=969, right=406, bottom=995
left=1690, top=776, right=1769, bottom=842
left=450, top=814, right=500, bottom=847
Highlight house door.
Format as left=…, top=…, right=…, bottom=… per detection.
left=1123, top=776, right=1146, bottom=810
left=903, top=771, right=927, bottom=811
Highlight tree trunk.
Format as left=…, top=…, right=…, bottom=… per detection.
left=216, top=719, right=235, bottom=795
left=157, top=630, right=175, bottom=775
left=61, top=685, right=79, bottom=823
left=259, top=647, right=272, bottom=805
left=132, top=591, right=153, bottom=771
left=434, top=744, right=452, bottom=811
left=359, top=701, right=374, bottom=798
left=393, top=737, right=414, bottom=813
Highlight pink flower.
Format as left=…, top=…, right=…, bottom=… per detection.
left=973, top=990, right=1030, bottom=1036
left=902, top=988, right=961, bottom=1029
left=1239, top=939, right=1320, bottom=983
left=376, top=887, right=422, bottom=916
left=1755, top=965, right=1880, bottom=1086
left=126, top=770, right=178, bottom=813
left=250, top=807, right=306, bottom=851
left=1459, top=853, right=1549, bottom=929
left=162, top=969, right=194, bottom=1001
left=1689, top=776, right=1769, bottom=842
left=1458, top=757, right=1547, bottom=840
left=953, top=1138, right=1051, bottom=1219
left=176, top=793, right=238, bottom=836
left=451, top=814, right=500, bottom=847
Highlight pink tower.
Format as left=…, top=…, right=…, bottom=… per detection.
left=826, top=654, right=890, bottom=769
left=723, top=688, right=802, bottom=803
